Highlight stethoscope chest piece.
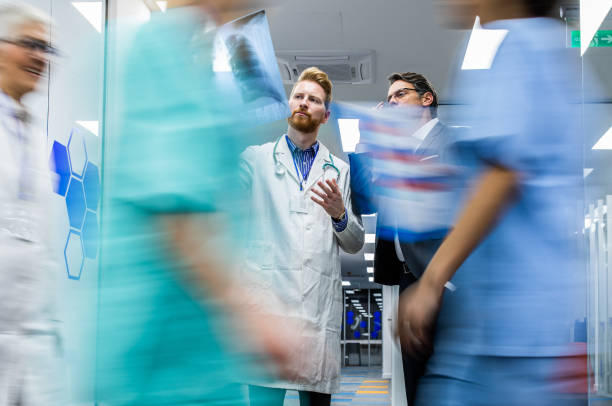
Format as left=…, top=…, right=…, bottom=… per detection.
left=275, top=162, right=285, bottom=176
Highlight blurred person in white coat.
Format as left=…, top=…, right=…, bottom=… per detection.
left=0, top=3, right=65, bottom=405
left=241, top=67, right=364, bottom=406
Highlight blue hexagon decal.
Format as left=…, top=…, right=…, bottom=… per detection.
left=50, top=141, right=71, bottom=196
left=83, top=162, right=100, bottom=211
left=68, top=129, right=87, bottom=178
left=64, top=230, right=84, bottom=280
left=53, top=125, right=101, bottom=281
left=66, top=178, right=86, bottom=229
left=82, top=210, right=98, bottom=259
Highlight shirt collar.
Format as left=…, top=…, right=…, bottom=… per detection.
left=285, top=134, right=319, bottom=155
left=412, top=118, right=439, bottom=141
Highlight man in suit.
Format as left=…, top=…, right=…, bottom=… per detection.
left=350, top=72, right=452, bottom=405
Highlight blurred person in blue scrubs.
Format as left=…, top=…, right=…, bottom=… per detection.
left=397, top=0, right=588, bottom=404
left=97, top=1, right=297, bottom=405
left=0, top=4, right=66, bottom=405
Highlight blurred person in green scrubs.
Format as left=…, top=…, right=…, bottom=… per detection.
left=97, top=1, right=293, bottom=405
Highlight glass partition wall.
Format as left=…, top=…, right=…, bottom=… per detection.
left=578, top=3, right=612, bottom=403
left=341, top=288, right=384, bottom=367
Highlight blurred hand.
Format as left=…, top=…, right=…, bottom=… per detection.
left=244, top=313, right=303, bottom=380
left=311, top=179, right=345, bottom=219
left=396, top=278, right=443, bottom=360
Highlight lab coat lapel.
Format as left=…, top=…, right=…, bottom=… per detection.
left=274, top=136, right=301, bottom=186
left=304, top=142, right=331, bottom=192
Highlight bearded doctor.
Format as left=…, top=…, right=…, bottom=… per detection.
left=240, top=67, right=364, bottom=406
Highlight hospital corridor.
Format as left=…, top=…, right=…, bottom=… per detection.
left=0, top=0, right=611, bottom=405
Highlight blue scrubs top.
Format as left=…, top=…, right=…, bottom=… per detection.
left=436, top=17, right=584, bottom=360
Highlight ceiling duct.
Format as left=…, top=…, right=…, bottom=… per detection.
left=276, top=50, right=375, bottom=85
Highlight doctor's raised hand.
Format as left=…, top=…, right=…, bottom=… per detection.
left=311, top=179, right=346, bottom=220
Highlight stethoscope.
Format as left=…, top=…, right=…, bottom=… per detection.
left=273, top=135, right=340, bottom=189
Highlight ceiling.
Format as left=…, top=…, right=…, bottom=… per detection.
left=264, top=0, right=469, bottom=289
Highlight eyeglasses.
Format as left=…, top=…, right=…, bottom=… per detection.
left=1, top=38, right=59, bottom=56
left=387, top=87, right=419, bottom=103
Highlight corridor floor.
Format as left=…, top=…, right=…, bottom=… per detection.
left=284, top=367, right=390, bottom=406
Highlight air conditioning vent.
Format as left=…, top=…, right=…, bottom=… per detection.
left=296, top=63, right=354, bottom=82
left=276, top=50, right=375, bottom=85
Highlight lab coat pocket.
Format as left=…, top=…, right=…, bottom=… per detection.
left=329, top=279, right=343, bottom=331
left=301, top=266, right=341, bottom=332
left=244, top=241, right=273, bottom=289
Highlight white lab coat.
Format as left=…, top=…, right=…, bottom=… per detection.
left=240, top=136, right=364, bottom=394
left=0, top=93, right=65, bottom=405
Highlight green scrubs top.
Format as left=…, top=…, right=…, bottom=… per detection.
left=97, top=8, right=262, bottom=405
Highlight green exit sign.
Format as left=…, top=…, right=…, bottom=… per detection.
left=571, top=30, right=612, bottom=48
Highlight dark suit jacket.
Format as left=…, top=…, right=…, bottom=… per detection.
left=349, top=121, right=453, bottom=286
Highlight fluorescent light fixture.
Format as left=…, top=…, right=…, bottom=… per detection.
left=338, top=119, right=361, bottom=152
left=351, top=299, right=360, bottom=303
left=76, top=121, right=99, bottom=137
left=461, top=16, right=508, bottom=70
left=584, top=168, right=594, bottom=178
left=364, top=253, right=374, bottom=261
left=592, top=126, right=612, bottom=150
left=367, top=267, right=374, bottom=274
left=156, top=1, right=167, bottom=11
left=72, top=2, right=103, bottom=33
left=345, top=290, right=355, bottom=294
left=369, top=277, right=374, bottom=282
left=342, top=281, right=351, bottom=286
left=580, top=0, right=612, bottom=55
left=373, top=293, right=381, bottom=297
left=365, top=233, right=376, bottom=244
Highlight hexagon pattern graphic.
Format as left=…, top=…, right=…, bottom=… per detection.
left=64, top=230, right=85, bottom=280
left=68, top=129, right=87, bottom=178
left=83, top=162, right=100, bottom=211
left=82, top=211, right=99, bottom=259
left=66, top=178, right=86, bottom=229
left=50, top=141, right=71, bottom=196
left=50, top=126, right=101, bottom=280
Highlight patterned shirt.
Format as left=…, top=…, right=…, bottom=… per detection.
left=285, top=135, right=347, bottom=232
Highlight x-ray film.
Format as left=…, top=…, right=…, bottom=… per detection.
left=214, top=10, right=290, bottom=125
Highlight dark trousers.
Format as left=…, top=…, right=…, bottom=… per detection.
left=249, top=385, right=331, bottom=406
left=399, top=270, right=427, bottom=406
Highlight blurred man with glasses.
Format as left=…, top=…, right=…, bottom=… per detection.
left=0, top=3, right=66, bottom=406
left=350, top=72, right=455, bottom=405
